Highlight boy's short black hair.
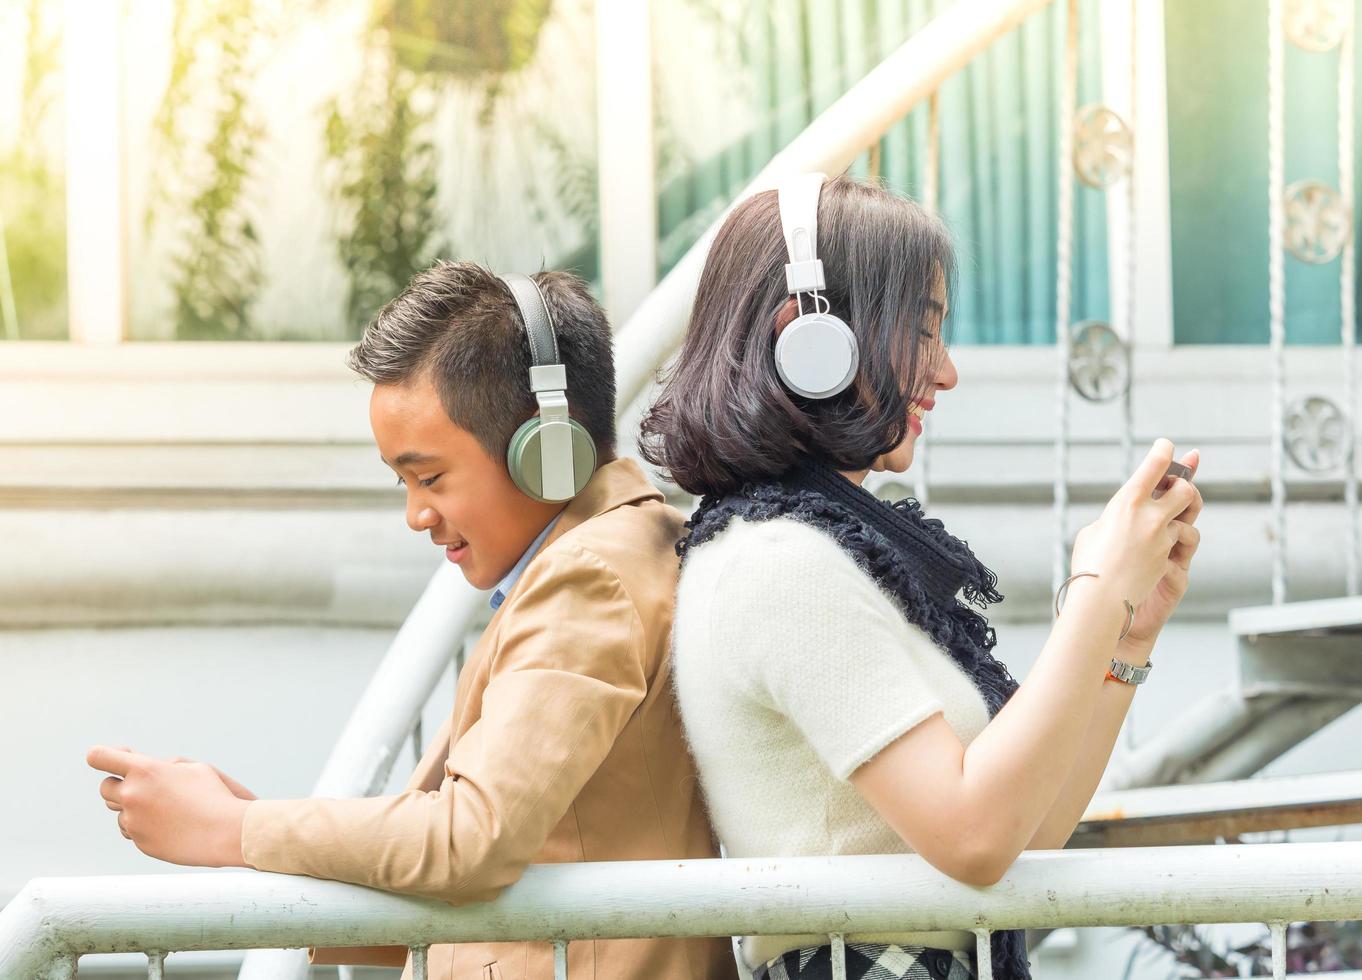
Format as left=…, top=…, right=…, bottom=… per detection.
left=347, top=261, right=617, bottom=461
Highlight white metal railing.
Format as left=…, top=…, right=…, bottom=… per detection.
left=5, top=843, right=1362, bottom=980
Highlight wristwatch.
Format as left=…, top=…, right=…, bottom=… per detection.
left=1106, top=657, right=1153, bottom=685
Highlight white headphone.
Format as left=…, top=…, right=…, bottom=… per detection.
left=773, top=172, right=859, bottom=399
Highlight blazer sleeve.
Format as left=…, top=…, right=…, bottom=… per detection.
left=303, top=714, right=455, bottom=968
left=239, top=542, right=649, bottom=905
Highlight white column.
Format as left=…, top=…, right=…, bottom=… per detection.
left=594, top=0, right=658, bottom=324
left=62, top=0, right=127, bottom=345
left=1100, top=0, right=1173, bottom=350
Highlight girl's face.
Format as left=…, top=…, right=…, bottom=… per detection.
left=868, top=285, right=957, bottom=476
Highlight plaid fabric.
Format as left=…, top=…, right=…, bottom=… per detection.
left=753, top=942, right=976, bottom=980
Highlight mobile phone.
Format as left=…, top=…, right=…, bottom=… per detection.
left=1152, top=460, right=1194, bottom=500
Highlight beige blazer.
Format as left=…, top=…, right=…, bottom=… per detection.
left=240, top=459, right=735, bottom=980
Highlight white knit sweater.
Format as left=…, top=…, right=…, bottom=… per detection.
left=672, top=516, right=993, bottom=967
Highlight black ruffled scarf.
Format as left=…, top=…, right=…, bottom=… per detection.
left=678, top=458, right=1031, bottom=980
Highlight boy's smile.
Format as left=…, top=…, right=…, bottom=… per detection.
left=369, top=373, right=565, bottom=591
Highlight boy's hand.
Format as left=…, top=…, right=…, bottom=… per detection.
left=177, top=757, right=258, bottom=801
left=87, top=745, right=251, bottom=868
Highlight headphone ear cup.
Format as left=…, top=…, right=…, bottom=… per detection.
left=774, top=310, right=859, bottom=399
left=506, top=417, right=598, bottom=503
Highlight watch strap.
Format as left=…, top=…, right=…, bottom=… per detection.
left=1106, top=657, right=1153, bottom=685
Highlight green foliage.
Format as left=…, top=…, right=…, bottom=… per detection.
left=323, top=47, right=446, bottom=334
left=376, top=0, right=552, bottom=76
left=0, top=0, right=67, bottom=341
left=147, top=0, right=266, bottom=340
left=376, top=0, right=553, bottom=125
left=322, top=0, right=571, bottom=330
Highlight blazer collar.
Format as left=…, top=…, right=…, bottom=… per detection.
left=475, top=458, right=663, bottom=645
left=543, top=457, right=663, bottom=547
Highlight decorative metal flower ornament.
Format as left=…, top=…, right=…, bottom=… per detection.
left=1072, top=105, right=1133, bottom=190
left=1283, top=181, right=1352, bottom=264
left=1285, top=0, right=1349, bottom=51
left=1283, top=395, right=1352, bottom=472
left=1068, top=321, right=1130, bottom=403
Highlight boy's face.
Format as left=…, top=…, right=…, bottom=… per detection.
left=370, top=374, right=564, bottom=591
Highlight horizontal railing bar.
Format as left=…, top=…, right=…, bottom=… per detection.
left=4, top=842, right=1362, bottom=976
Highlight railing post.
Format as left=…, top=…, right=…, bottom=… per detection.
left=1270, top=920, right=1287, bottom=979
left=147, top=950, right=166, bottom=979
left=409, top=944, right=429, bottom=980
left=554, top=940, right=569, bottom=980
left=974, top=928, right=993, bottom=980
left=830, top=932, right=847, bottom=980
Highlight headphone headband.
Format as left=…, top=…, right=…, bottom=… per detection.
left=778, top=171, right=829, bottom=295
left=500, top=273, right=560, bottom=366
left=772, top=172, right=859, bottom=400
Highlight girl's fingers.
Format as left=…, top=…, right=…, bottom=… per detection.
left=1170, top=519, right=1200, bottom=569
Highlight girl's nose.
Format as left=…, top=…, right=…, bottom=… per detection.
left=935, top=349, right=959, bottom=392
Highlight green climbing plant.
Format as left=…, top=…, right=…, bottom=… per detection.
left=0, top=0, right=67, bottom=340
left=147, top=0, right=267, bottom=340
left=323, top=0, right=565, bottom=331
left=322, top=47, right=446, bottom=333
left=378, top=0, right=552, bottom=122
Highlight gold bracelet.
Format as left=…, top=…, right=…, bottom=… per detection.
left=1054, top=571, right=1135, bottom=640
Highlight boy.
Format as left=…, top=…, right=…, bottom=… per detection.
left=88, top=262, right=735, bottom=980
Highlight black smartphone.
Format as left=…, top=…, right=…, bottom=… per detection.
left=1152, top=460, right=1194, bottom=500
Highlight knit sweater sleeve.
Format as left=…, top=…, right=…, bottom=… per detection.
left=709, top=518, right=949, bottom=780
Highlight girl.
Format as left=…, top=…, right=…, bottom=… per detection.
left=640, top=174, right=1201, bottom=980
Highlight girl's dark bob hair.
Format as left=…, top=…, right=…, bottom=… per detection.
left=639, top=174, right=956, bottom=498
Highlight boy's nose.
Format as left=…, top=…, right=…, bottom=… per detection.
left=407, top=505, right=439, bottom=533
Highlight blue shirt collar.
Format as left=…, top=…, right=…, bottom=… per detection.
left=490, top=515, right=561, bottom=611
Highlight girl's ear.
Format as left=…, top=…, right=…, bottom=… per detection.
left=773, top=297, right=800, bottom=338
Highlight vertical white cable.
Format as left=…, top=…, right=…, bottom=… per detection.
left=1340, top=5, right=1359, bottom=596
left=1268, top=0, right=1288, bottom=605
left=1054, top=0, right=1080, bottom=605
left=1123, top=0, right=1137, bottom=478
left=924, top=91, right=942, bottom=215
left=1120, top=0, right=1140, bottom=752
left=916, top=91, right=941, bottom=510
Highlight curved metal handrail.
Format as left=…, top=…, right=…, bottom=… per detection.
left=7, top=842, right=1362, bottom=978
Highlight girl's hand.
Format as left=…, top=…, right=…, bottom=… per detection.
left=1120, top=448, right=1202, bottom=652
left=1070, top=439, right=1200, bottom=609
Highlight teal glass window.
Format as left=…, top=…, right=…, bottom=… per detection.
left=1166, top=0, right=1362, bottom=344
